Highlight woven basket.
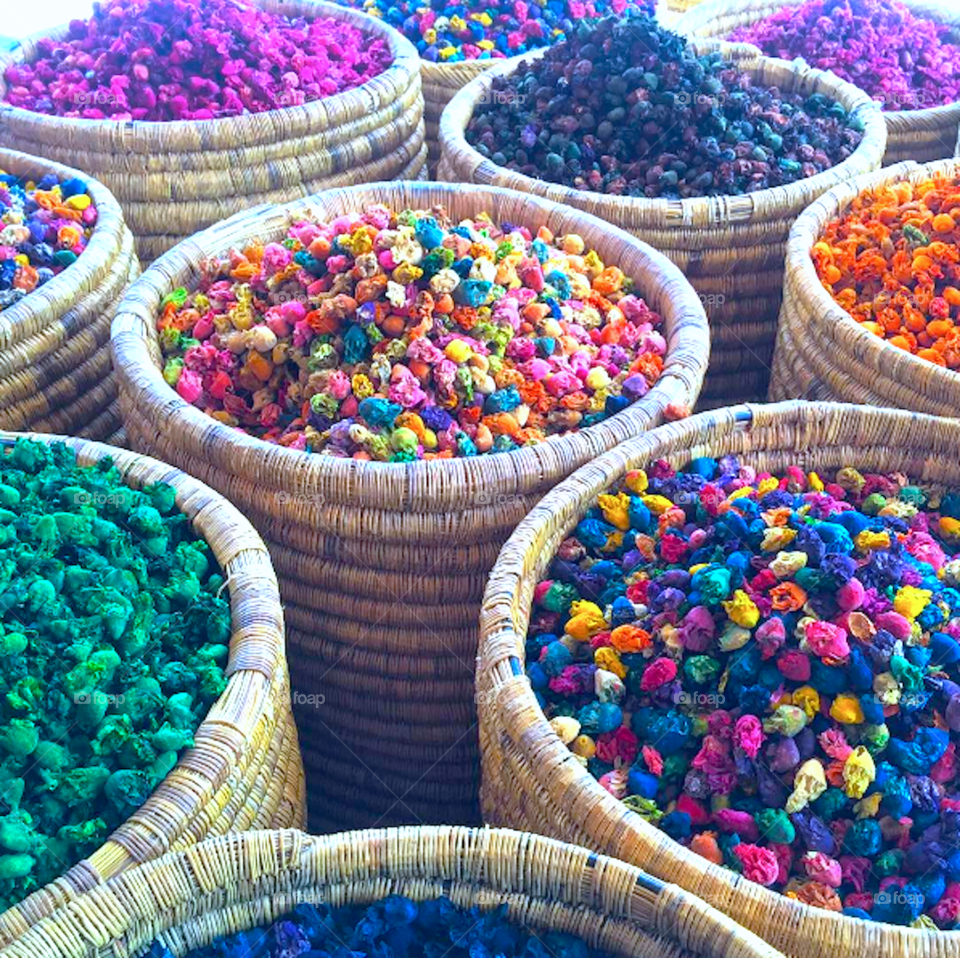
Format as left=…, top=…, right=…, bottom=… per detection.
left=421, top=60, right=499, bottom=172
left=477, top=400, right=960, bottom=958
left=110, top=179, right=710, bottom=831
left=0, top=430, right=305, bottom=947
left=0, top=149, right=139, bottom=440
left=674, top=0, right=960, bottom=166
left=0, top=1, right=426, bottom=265
left=438, top=44, right=886, bottom=406
left=0, top=826, right=784, bottom=958
left=768, top=157, right=960, bottom=412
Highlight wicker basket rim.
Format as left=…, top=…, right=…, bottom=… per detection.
left=421, top=57, right=508, bottom=78
left=0, top=1, right=420, bottom=147
left=0, top=430, right=286, bottom=907
left=785, top=156, right=960, bottom=389
left=111, top=179, right=710, bottom=487
left=420, top=33, right=760, bottom=81
left=479, top=399, right=960, bottom=942
left=438, top=40, right=887, bottom=223
left=0, top=147, right=127, bottom=345
left=674, top=0, right=960, bottom=121
left=0, top=826, right=784, bottom=958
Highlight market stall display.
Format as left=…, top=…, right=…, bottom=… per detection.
left=0, top=431, right=303, bottom=945
left=675, top=0, right=960, bottom=165
left=0, top=149, right=138, bottom=439
left=478, top=401, right=960, bottom=958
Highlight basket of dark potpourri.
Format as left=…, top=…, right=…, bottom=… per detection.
left=438, top=16, right=887, bottom=403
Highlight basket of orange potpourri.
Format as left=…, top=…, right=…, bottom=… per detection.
left=771, top=158, right=960, bottom=414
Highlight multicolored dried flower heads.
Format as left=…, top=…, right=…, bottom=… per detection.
left=529, top=456, right=960, bottom=927
left=157, top=203, right=670, bottom=460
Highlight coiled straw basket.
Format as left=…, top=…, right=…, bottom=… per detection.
left=0, top=1, right=426, bottom=265
left=0, top=431, right=305, bottom=946
left=478, top=400, right=960, bottom=958
left=421, top=60, right=500, bottom=172
left=438, top=45, right=886, bottom=406
left=110, top=180, right=710, bottom=832
left=0, top=826, right=783, bottom=958
left=0, top=149, right=138, bottom=442
left=768, top=157, right=960, bottom=412
left=674, top=0, right=960, bottom=166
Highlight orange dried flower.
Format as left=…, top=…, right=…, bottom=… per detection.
left=609, top=625, right=652, bottom=653
left=816, top=172, right=960, bottom=367
left=770, top=582, right=807, bottom=612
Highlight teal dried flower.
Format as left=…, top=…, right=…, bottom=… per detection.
left=0, top=439, right=230, bottom=910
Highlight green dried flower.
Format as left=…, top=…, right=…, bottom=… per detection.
left=0, top=439, right=230, bottom=910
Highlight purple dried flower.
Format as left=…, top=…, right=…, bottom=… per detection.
left=3, top=0, right=391, bottom=121
left=731, top=0, right=960, bottom=111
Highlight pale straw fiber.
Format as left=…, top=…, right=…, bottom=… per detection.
left=0, top=826, right=783, bottom=958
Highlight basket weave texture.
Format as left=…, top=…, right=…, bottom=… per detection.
left=0, top=826, right=783, bottom=958
left=477, top=400, right=960, bottom=958
left=0, top=431, right=305, bottom=947
left=437, top=44, right=886, bottom=406
left=674, top=0, right=960, bottom=166
left=422, top=59, right=498, bottom=171
left=768, top=157, right=960, bottom=412
left=109, top=179, right=710, bottom=832
left=0, top=149, right=139, bottom=440
left=0, top=1, right=426, bottom=265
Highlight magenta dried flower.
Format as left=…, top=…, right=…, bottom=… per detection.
left=731, top=0, right=960, bottom=111
left=3, top=0, right=392, bottom=121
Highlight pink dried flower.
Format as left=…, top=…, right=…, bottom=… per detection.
left=3, top=0, right=391, bottom=121
left=733, top=844, right=780, bottom=886
left=731, top=0, right=960, bottom=111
